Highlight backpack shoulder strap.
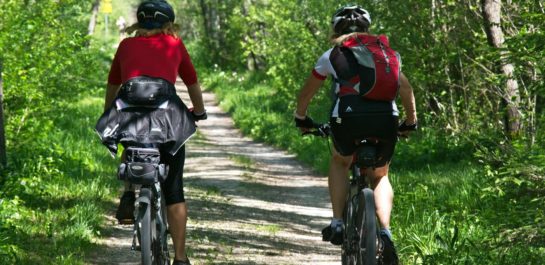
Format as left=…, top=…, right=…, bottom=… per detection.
left=377, top=35, right=390, bottom=47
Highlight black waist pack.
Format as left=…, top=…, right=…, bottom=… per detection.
left=118, top=76, right=176, bottom=105
left=117, top=147, right=169, bottom=185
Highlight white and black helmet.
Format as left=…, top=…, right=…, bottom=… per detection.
left=137, top=0, right=175, bottom=29
left=331, top=5, right=371, bottom=34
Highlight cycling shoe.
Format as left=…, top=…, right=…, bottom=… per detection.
left=115, top=191, right=135, bottom=224
left=172, top=258, right=191, bottom=265
left=322, top=224, right=343, bottom=245
left=380, top=233, right=399, bottom=265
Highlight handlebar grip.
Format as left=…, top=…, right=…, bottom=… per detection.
left=301, top=123, right=330, bottom=137
left=398, top=121, right=418, bottom=132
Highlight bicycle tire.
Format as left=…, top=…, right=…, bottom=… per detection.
left=139, top=188, right=153, bottom=265
left=356, top=188, right=377, bottom=265
left=153, top=193, right=170, bottom=265
left=342, top=189, right=358, bottom=265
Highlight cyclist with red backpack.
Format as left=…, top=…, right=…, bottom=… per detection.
left=294, top=5, right=417, bottom=265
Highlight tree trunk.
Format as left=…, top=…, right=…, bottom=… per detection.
left=199, top=0, right=224, bottom=63
left=242, top=0, right=260, bottom=71
left=481, top=0, right=521, bottom=136
left=88, top=0, right=100, bottom=36
left=0, top=60, right=7, bottom=166
left=199, top=0, right=214, bottom=50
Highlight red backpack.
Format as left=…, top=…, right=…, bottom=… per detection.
left=334, top=34, right=400, bottom=101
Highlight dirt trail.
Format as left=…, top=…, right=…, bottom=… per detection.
left=87, top=82, right=339, bottom=264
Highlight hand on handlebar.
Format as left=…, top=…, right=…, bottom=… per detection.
left=294, top=115, right=315, bottom=133
left=398, top=120, right=418, bottom=138
left=298, top=122, right=330, bottom=137
left=190, top=108, right=207, bottom=122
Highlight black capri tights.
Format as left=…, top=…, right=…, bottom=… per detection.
left=160, top=145, right=186, bottom=205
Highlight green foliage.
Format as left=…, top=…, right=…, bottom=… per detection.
left=0, top=0, right=542, bottom=263
left=188, top=0, right=545, bottom=264
left=476, top=139, right=545, bottom=254
left=0, top=1, right=119, bottom=263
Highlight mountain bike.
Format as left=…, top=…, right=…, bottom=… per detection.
left=305, top=123, right=383, bottom=265
left=117, top=146, right=170, bottom=265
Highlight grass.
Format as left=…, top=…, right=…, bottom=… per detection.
left=229, top=154, right=255, bottom=170
left=0, top=92, right=120, bottom=264
left=254, top=224, right=282, bottom=236
left=392, top=163, right=485, bottom=264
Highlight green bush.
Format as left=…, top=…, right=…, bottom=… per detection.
left=0, top=1, right=118, bottom=263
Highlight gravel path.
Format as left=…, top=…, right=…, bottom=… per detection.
left=86, top=82, right=339, bottom=264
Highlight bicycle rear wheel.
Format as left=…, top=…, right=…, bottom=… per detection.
left=356, top=188, right=377, bottom=265
left=342, top=190, right=358, bottom=265
left=138, top=188, right=153, bottom=265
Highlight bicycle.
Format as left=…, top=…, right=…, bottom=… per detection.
left=305, top=123, right=385, bottom=265
left=117, top=146, right=170, bottom=265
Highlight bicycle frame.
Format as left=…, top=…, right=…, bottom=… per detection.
left=118, top=146, right=170, bottom=265
left=342, top=144, right=381, bottom=265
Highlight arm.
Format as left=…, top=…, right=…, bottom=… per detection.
left=295, top=74, right=325, bottom=118
left=104, top=83, right=121, bottom=112
left=187, top=82, right=205, bottom=114
left=178, top=40, right=205, bottom=114
left=398, top=72, right=417, bottom=125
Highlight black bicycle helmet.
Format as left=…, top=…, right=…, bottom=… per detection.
left=137, top=0, right=175, bottom=29
left=331, top=5, right=371, bottom=34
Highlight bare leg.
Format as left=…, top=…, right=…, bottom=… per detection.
left=167, top=202, right=188, bottom=261
left=371, top=168, right=394, bottom=229
left=328, top=151, right=352, bottom=219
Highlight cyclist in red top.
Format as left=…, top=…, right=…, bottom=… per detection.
left=295, top=5, right=417, bottom=265
left=103, top=1, right=204, bottom=264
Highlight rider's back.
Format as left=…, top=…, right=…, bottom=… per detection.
left=108, top=34, right=197, bottom=87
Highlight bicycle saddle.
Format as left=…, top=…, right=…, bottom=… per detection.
left=354, top=138, right=379, bottom=168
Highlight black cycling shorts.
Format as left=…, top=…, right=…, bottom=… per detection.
left=160, top=145, right=186, bottom=205
left=330, top=114, right=398, bottom=167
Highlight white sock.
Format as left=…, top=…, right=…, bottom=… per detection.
left=330, top=218, right=343, bottom=227
left=381, top=228, right=393, bottom=240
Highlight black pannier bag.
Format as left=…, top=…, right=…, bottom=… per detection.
left=118, top=76, right=176, bottom=105
left=117, top=147, right=169, bottom=185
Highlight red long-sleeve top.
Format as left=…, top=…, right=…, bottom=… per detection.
left=108, top=33, right=198, bottom=86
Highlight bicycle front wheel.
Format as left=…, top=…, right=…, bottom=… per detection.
left=356, top=188, right=377, bottom=265
left=138, top=188, right=153, bottom=265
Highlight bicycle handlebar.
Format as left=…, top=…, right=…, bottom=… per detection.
left=301, top=123, right=331, bottom=137
left=301, top=121, right=417, bottom=138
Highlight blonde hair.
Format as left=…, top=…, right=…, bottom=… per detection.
left=331, top=32, right=370, bottom=46
left=125, top=22, right=180, bottom=38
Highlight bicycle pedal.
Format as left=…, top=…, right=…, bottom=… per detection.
left=118, top=219, right=135, bottom=225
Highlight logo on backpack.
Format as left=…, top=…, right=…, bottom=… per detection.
left=333, top=34, right=400, bottom=101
